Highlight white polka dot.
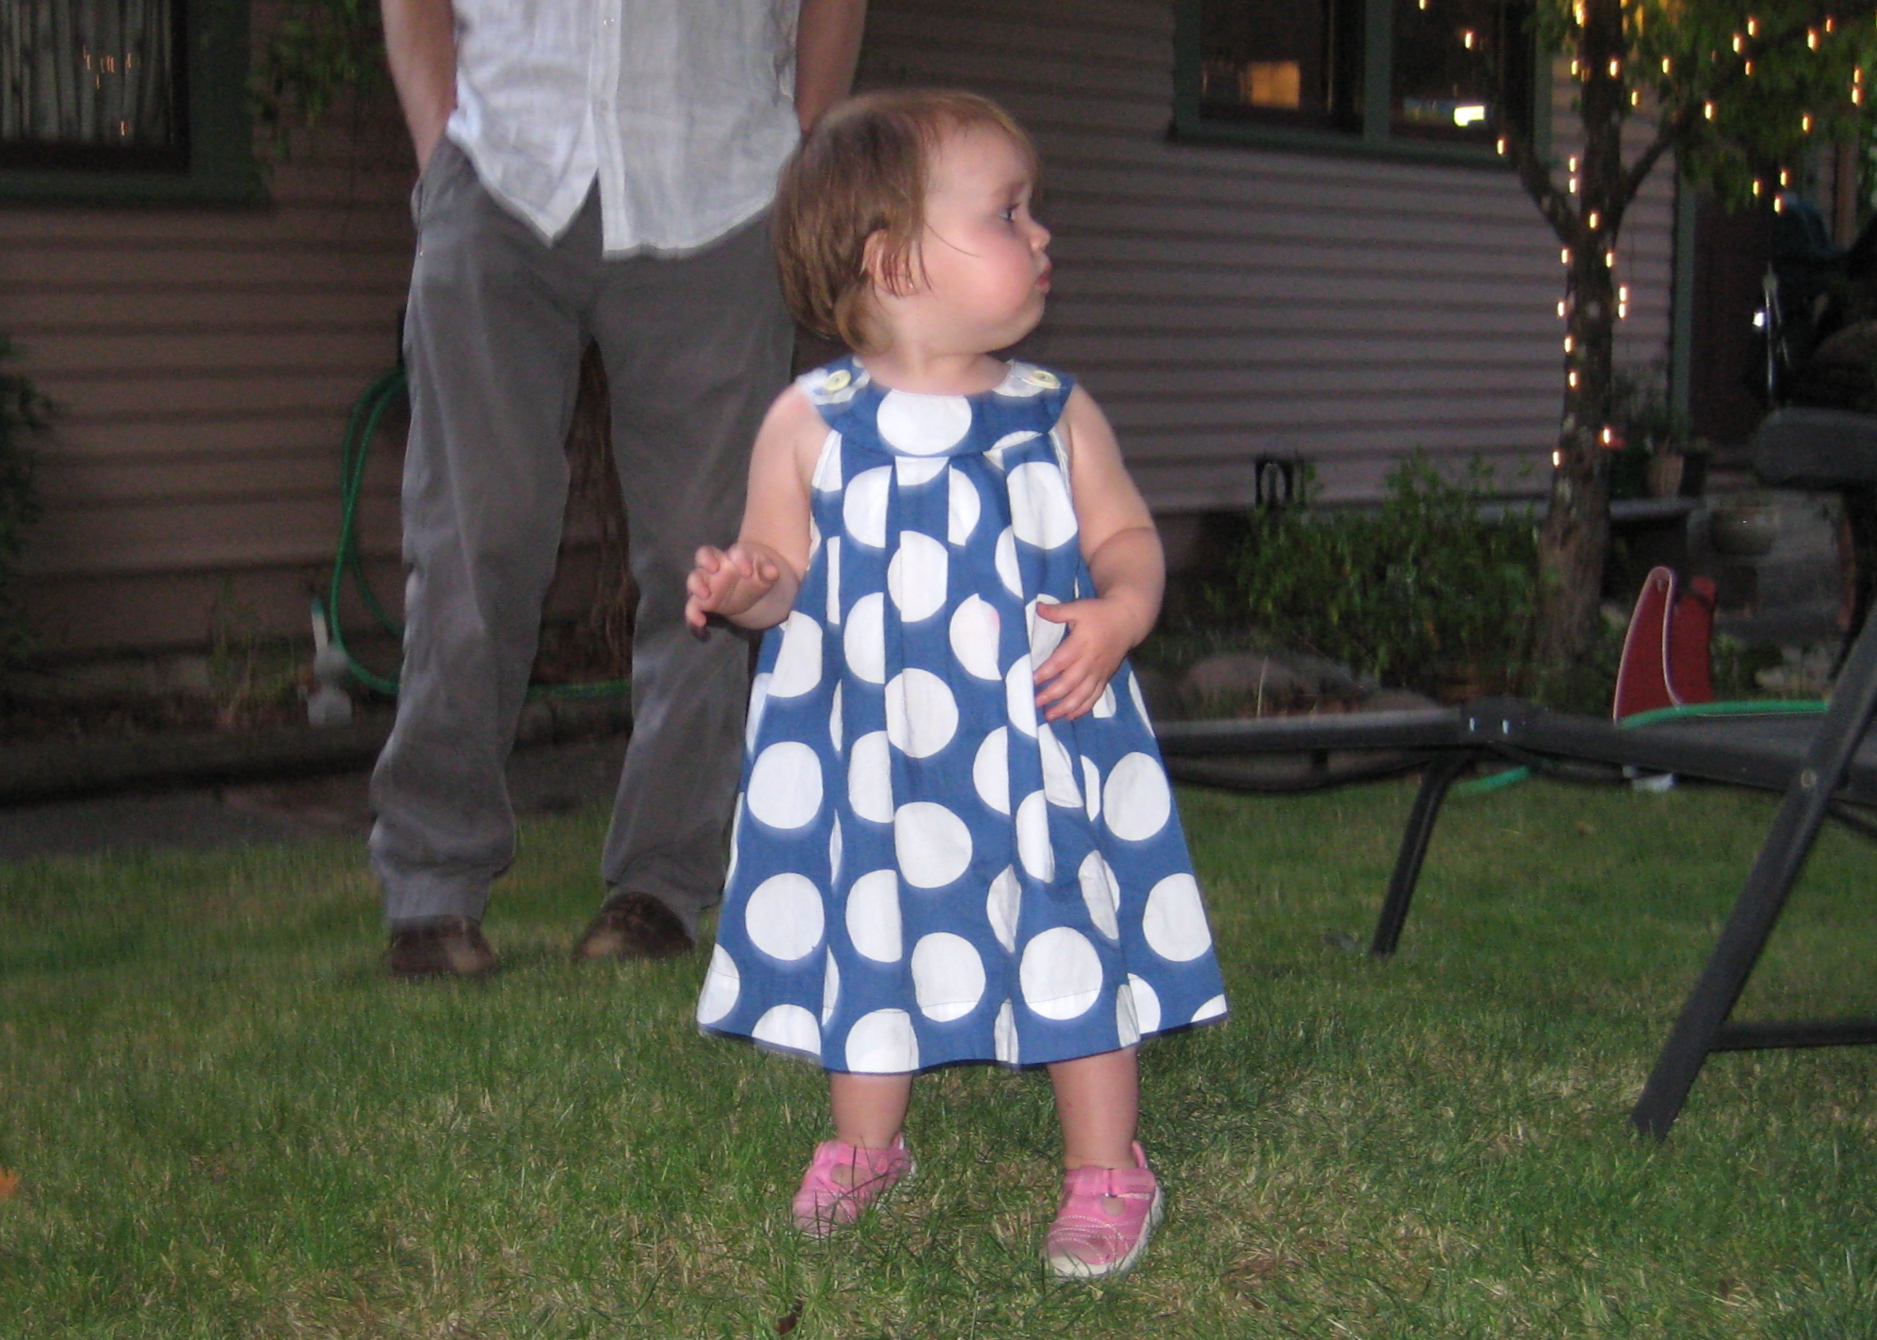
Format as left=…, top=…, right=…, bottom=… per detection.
left=845, top=1009, right=919, bottom=1072
left=1116, top=981, right=1141, bottom=1047
left=913, top=932, right=985, bottom=1022
left=1128, top=974, right=1162, bottom=1034
left=887, top=530, right=948, bottom=623
left=808, top=514, right=821, bottom=561
left=895, top=801, right=973, bottom=889
left=697, top=944, right=740, bottom=1025
left=846, top=868, right=902, bottom=962
left=1128, top=669, right=1152, bottom=725
left=745, top=873, right=824, bottom=960
left=1192, top=995, right=1228, bottom=1024
left=829, top=815, right=843, bottom=884
left=1020, top=926, right=1104, bottom=1020
left=986, top=866, right=1021, bottom=952
left=844, top=592, right=886, bottom=684
left=1027, top=596, right=1065, bottom=663
left=994, top=999, right=1020, bottom=1063
left=1037, top=722, right=1081, bottom=808
left=830, top=682, right=844, bottom=753
left=1144, top=873, right=1213, bottom=961
left=747, top=742, right=822, bottom=830
left=1008, top=461, right=1079, bottom=550
left=948, top=470, right=982, bottom=544
left=745, top=672, right=771, bottom=753
left=1092, top=683, right=1118, bottom=718
left=822, top=956, right=841, bottom=1024
left=811, top=430, right=843, bottom=491
left=753, top=1004, right=820, bottom=1055
left=895, top=455, right=948, bottom=487
left=770, top=611, right=822, bottom=697
left=886, top=668, right=958, bottom=759
left=725, top=800, right=743, bottom=885
left=826, top=536, right=842, bottom=625
left=1005, top=655, right=1038, bottom=738
left=1077, top=851, right=1120, bottom=940
left=843, top=465, right=891, bottom=547
left=848, top=731, right=893, bottom=824
left=878, top=390, right=971, bottom=455
left=949, top=595, right=1002, bottom=680
left=994, top=526, right=1023, bottom=597
left=973, top=728, right=1010, bottom=815
left=992, top=430, right=1041, bottom=450
left=1103, top=752, right=1171, bottom=842
left=1016, top=790, right=1054, bottom=883
left=1081, top=757, right=1102, bottom=822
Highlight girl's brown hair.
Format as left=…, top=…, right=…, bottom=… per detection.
left=774, top=89, right=1037, bottom=352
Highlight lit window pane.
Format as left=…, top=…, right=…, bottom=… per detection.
left=1199, top=0, right=1361, bottom=131
left=1392, top=0, right=1530, bottom=141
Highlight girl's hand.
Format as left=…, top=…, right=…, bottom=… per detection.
left=686, top=544, right=780, bottom=633
left=1032, top=596, right=1142, bottom=721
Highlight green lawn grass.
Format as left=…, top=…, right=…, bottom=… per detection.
left=3, top=777, right=1875, bottom=1338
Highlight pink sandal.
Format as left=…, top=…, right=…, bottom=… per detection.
left=791, top=1134, right=914, bottom=1239
left=1044, top=1142, right=1164, bottom=1279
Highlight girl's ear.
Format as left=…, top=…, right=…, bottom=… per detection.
left=863, top=229, right=920, bottom=299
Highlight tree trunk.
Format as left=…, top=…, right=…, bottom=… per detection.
left=1532, top=0, right=1625, bottom=687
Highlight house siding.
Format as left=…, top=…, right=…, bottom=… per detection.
left=0, top=0, right=1678, bottom=658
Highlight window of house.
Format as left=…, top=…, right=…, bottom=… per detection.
left=1179, top=0, right=1538, bottom=160
left=1, top=0, right=258, bottom=203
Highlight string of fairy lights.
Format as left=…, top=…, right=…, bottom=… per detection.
left=1485, top=6, right=1876, bottom=467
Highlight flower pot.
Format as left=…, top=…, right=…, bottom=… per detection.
left=1708, top=501, right=1780, bottom=556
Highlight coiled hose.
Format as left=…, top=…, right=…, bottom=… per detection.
left=325, top=365, right=630, bottom=701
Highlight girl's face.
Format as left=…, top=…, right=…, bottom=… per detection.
left=885, top=125, right=1051, bottom=356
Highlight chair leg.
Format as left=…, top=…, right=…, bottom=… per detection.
left=1370, top=751, right=1471, bottom=958
left=1631, top=613, right=1877, bottom=1138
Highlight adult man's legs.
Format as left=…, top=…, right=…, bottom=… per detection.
left=371, top=143, right=591, bottom=972
left=574, top=215, right=794, bottom=953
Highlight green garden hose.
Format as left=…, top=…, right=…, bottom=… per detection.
left=325, top=365, right=631, bottom=701
left=1457, top=696, right=1829, bottom=794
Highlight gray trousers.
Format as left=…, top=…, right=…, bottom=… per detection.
left=370, top=139, right=791, bottom=933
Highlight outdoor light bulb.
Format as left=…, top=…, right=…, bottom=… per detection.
left=1609, top=58, right=1621, bottom=77
left=1705, top=101, right=1716, bottom=119
left=1775, top=195, right=1787, bottom=213
left=1497, top=136, right=1508, bottom=154
left=1780, top=169, right=1791, bottom=186
left=1748, top=17, right=1759, bottom=37
left=1631, top=90, right=1641, bottom=105
left=1825, top=16, right=1834, bottom=32
left=1733, top=34, right=1744, bottom=52
left=1570, top=177, right=1580, bottom=193
left=1753, top=179, right=1763, bottom=196
left=1564, top=335, right=1574, bottom=352
left=1558, top=300, right=1568, bottom=318
left=1601, top=427, right=1614, bottom=445
left=1568, top=156, right=1579, bottom=172
left=1810, top=29, right=1820, bottom=49
left=1553, top=450, right=1563, bottom=468
left=1856, top=87, right=1864, bottom=105
left=1571, top=58, right=1581, bottom=76
left=1463, top=30, right=1476, bottom=50
left=1562, top=248, right=1572, bottom=264
left=1662, top=57, right=1672, bottom=73
left=1620, top=285, right=1630, bottom=301
left=1605, top=250, right=1616, bottom=267
left=1745, top=60, right=1755, bottom=75
left=1569, top=371, right=1580, bottom=387
left=1588, top=211, right=1600, bottom=230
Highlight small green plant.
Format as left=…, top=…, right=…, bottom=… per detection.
left=0, top=338, right=50, bottom=665
left=207, top=582, right=307, bottom=729
left=1226, top=455, right=1538, bottom=698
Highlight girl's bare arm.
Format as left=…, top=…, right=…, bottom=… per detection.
left=685, top=387, right=824, bottom=632
left=1031, top=386, right=1165, bottom=720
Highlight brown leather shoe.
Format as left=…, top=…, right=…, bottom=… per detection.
left=571, top=892, right=695, bottom=961
left=385, top=916, right=499, bottom=979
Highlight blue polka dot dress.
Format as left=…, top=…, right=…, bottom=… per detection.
left=697, top=356, right=1228, bottom=1073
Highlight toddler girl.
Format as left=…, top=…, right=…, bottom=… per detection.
left=687, top=89, right=1227, bottom=1279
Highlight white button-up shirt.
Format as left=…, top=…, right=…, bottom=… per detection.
left=446, top=0, right=802, bottom=256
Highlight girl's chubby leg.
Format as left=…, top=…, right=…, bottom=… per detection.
left=792, top=1072, right=915, bottom=1238
left=1044, top=1047, right=1163, bottom=1279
